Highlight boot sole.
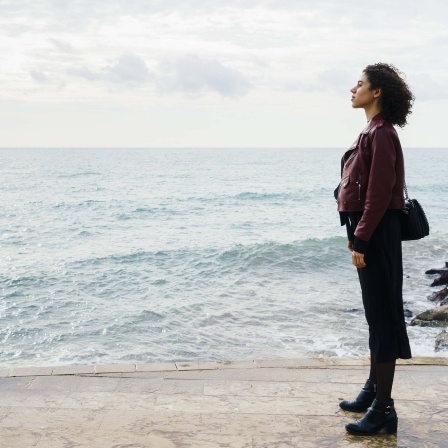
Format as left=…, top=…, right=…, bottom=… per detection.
left=345, top=418, right=398, bottom=436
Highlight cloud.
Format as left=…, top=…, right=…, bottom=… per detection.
left=157, top=54, right=251, bottom=97
left=104, top=51, right=152, bottom=86
left=285, top=69, right=448, bottom=102
left=30, top=70, right=50, bottom=84
left=2, top=0, right=442, bottom=30
left=66, top=53, right=251, bottom=97
left=316, top=69, right=353, bottom=95
left=4, top=23, right=30, bottom=36
left=284, top=69, right=352, bottom=96
left=67, top=52, right=151, bottom=87
left=409, top=73, right=448, bottom=101
left=50, top=38, right=75, bottom=53
left=67, top=66, right=99, bottom=81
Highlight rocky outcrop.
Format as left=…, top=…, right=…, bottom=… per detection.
left=408, top=263, right=448, bottom=355
left=430, top=271, right=448, bottom=287
left=411, top=305, right=448, bottom=327
left=426, top=263, right=448, bottom=287
left=425, top=269, right=447, bottom=275
left=428, top=286, right=448, bottom=305
left=435, top=330, right=448, bottom=352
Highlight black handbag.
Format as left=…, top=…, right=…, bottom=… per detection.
left=400, top=184, right=429, bottom=241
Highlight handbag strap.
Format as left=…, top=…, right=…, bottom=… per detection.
left=404, top=182, right=409, bottom=201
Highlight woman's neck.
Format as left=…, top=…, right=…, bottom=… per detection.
left=364, top=104, right=382, bottom=122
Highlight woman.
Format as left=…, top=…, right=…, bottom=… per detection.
left=336, top=63, right=414, bottom=436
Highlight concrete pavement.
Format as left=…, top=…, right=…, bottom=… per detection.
left=0, top=357, right=447, bottom=447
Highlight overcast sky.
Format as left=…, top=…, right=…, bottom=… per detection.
left=1, top=0, right=447, bottom=148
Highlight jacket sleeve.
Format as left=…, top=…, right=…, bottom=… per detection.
left=353, top=126, right=397, bottom=250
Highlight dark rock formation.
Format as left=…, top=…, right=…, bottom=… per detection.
left=428, top=286, right=448, bottom=304
left=425, top=269, right=447, bottom=275
left=435, top=330, right=448, bottom=352
left=418, top=263, right=448, bottom=347
left=410, top=305, right=448, bottom=327
left=431, top=271, right=448, bottom=287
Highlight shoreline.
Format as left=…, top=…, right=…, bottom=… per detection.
left=1, top=356, right=448, bottom=378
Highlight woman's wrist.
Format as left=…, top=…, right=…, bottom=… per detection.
left=353, top=236, right=369, bottom=254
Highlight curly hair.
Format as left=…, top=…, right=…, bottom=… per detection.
left=363, top=63, right=415, bottom=128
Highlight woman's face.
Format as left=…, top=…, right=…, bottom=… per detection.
left=350, top=72, right=379, bottom=109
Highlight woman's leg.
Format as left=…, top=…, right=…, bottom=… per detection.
left=375, top=359, right=396, bottom=403
left=339, top=353, right=377, bottom=412
left=369, top=352, right=377, bottom=383
left=368, top=353, right=396, bottom=402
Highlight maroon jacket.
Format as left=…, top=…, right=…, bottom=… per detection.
left=337, top=113, right=405, bottom=245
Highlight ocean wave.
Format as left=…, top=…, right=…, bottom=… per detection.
left=134, top=207, right=156, bottom=213
left=57, top=171, right=101, bottom=178
left=70, top=237, right=347, bottom=277
left=115, top=207, right=182, bottom=220
left=217, top=237, right=346, bottom=271
left=84, top=250, right=165, bottom=265
left=174, top=188, right=333, bottom=206
left=234, top=192, right=294, bottom=201
left=52, top=200, right=106, bottom=209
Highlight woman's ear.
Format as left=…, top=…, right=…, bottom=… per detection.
left=373, top=88, right=382, bottom=99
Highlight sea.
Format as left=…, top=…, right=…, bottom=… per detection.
left=1, top=147, right=447, bottom=367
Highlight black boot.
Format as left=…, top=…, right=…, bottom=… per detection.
left=339, top=379, right=376, bottom=412
left=345, top=399, right=398, bottom=436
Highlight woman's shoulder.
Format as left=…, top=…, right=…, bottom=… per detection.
left=366, top=114, right=397, bottom=137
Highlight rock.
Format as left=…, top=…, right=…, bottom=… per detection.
left=345, top=308, right=362, bottom=314
left=428, top=286, right=448, bottom=303
left=435, top=330, right=448, bottom=352
left=410, top=305, right=448, bottom=327
left=430, top=270, right=448, bottom=287
left=403, top=309, right=414, bottom=318
left=425, top=269, right=447, bottom=275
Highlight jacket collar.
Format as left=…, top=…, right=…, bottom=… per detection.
left=362, top=112, right=386, bottom=134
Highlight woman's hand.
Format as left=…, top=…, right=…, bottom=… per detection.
left=347, top=240, right=366, bottom=268
left=352, top=250, right=366, bottom=269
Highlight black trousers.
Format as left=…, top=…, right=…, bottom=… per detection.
left=347, top=210, right=412, bottom=363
